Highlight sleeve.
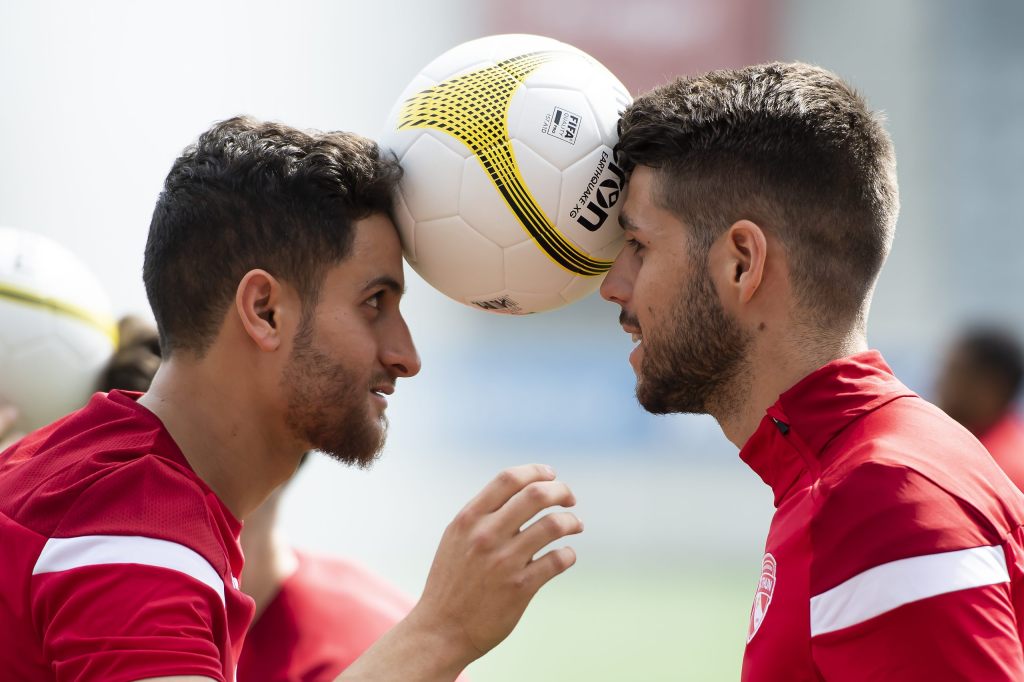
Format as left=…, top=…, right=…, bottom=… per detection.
left=30, top=460, right=233, bottom=682
left=809, top=461, right=1024, bottom=681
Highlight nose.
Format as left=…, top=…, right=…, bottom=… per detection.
left=600, top=248, right=635, bottom=306
left=382, top=315, right=422, bottom=379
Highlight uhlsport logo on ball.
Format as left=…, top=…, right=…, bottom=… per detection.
left=382, top=34, right=632, bottom=315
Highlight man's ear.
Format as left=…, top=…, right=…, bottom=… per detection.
left=235, top=269, right=284, bottom=352
left=718, top=219, right=768, bottom=305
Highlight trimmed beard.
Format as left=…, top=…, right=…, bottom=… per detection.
left=281, top=317, right=387, bottom=468
left=635, top=259, right=751, bottom=416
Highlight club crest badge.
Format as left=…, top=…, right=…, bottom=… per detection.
left=748, top=553, right=777, bottom=643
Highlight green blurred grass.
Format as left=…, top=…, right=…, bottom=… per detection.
left=465, top=562, right=756, bottom=682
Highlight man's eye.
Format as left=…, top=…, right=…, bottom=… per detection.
left=625, top=237, right=643, bottom=253
left=365, top=293, right=382, bottom=309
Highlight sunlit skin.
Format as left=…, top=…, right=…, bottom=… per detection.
left=281, top=215, right=421, bottom=470
left=601, top=165, right=869, bottom=447
left=138, top=213, right=420, bottom=520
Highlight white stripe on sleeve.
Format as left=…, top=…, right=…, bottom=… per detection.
left=33, top=534, right=226, bottom=605
left=810, top=544, right=1009, bottom=637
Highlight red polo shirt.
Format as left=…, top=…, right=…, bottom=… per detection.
left=0, top=391, right=254, bottom=681
left=237, top=551, right=413, bottom=681
left=740, top=351, right=1024, bottom=681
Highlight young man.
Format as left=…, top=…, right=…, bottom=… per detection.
left=601, top=63, right=1024, bottom=680
left=936, top=326, right=1024, bottom=490
left=101, top=318, right=453, bottom=681
left=0, top=117, right=582, bottom=681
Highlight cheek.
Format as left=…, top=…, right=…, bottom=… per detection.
left=320, top=322, right=377, bottom=367
left=633, top=260, right=672, bottom=314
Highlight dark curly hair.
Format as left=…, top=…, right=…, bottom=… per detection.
left=144, top=116, right=403, bottom=357
left=616, top=62, right=899, bottom=328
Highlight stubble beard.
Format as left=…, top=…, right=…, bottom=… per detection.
left=282, top=318, right=387, bottom=469
left=636, top=262, right=752, bottom=419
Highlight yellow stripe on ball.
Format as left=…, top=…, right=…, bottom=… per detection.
left=0, top=282, right=119, bottom=347
left=398, top=51, right=612, bottom=277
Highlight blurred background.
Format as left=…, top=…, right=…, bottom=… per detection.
left=2, top=0, right=1023, bottom=679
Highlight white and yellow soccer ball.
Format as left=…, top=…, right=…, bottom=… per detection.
left=0, top=227, right=117, bottom=432
left=382, top=34, right=632, bottom=314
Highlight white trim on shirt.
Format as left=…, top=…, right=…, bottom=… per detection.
left=33, top=534, right=226, bottom=605
left=810, top=544, right=1010, bottom=636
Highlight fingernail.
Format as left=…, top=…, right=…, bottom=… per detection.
left=0, top=405, right=19, bottom=422
left=543, top=464, right=556, bottom=478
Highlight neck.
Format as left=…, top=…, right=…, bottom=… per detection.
left=137, top=352, right=305, bottom=519
left=715, top=324, right=869, bottom=448
left=239, top=494, right=299, bottom=619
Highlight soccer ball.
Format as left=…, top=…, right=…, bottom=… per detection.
left=381, top=34, right=632, bottom=315
left=0, top=227, right=117, bottom=432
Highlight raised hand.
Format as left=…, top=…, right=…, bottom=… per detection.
left=338, top=463, right=582, bottom=681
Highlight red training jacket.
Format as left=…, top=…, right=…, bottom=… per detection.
left=741, top=351, right=1024, bottom=681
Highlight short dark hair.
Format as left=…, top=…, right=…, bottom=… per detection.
left=958, top=326, right=1024, bottom=403
left=144, top=116, right=402, bottom=356
left=615, top=62, right=899, bottom=327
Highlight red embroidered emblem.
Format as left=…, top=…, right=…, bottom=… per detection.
left=748, top=553, right=777, bottom=642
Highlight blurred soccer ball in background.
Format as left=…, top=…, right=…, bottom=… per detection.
left=0, top=227, right=116, bottom=432
left=382, top=34, right=631, bottom=315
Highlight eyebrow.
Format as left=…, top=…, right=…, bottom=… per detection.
left=618, top=211, right=639, bottom=232
left=362, top=275, right=406, bottom=296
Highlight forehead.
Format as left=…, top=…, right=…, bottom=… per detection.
left=621, top=166, right=684, bottom=236
left=324, top=213, right=405, bottom=289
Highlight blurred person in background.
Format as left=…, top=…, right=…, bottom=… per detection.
left=101, top=316, right=469, bottom=682
left=936, top=326, right=1024, bottom=490
left=602, top=62, right=1024, bottom=680
left=0, top=116, right=579, bottom=681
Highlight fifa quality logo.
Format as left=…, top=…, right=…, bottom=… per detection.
left=570, top=150, right=625, bottom=232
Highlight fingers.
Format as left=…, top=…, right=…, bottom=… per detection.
left=512, top=511, right=583, bottom=558
left=461, top=464, right=557, bottom=516
left=524, top=546, right=578, bottom=590
left=493, top=479, right=576, bottom=533
left=413, top=464, right=581, bottom=660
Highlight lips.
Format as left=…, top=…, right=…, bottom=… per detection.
left=621, top=323, right=643, bottom=345
left=370, top=383, right=394, bottom=410
left=620, top=315, right=643, bottom=372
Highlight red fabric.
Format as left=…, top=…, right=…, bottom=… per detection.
left=237, top=551, right=472, bottom=682
left=980, top=413, right=1024, bottom=493
left=739, top=351, right=1024, bottom=681
left=0, top=391, right=254, bottom=681
left=811, top=584, right=1024, bottom=681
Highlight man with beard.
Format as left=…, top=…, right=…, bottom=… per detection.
left=601, top=63, right=1024, bottom=680
left=100, top=317, right=468, bottom=681
left=0, top=116, right=581, bottom=681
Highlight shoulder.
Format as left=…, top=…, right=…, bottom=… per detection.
left=60, top=455, right=229, bottom=553
left=3, top=392, right=236, bottom=570
left=811, top=456, right=1009, bottom=596
left=818, top=395, right=1024, bottom=538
